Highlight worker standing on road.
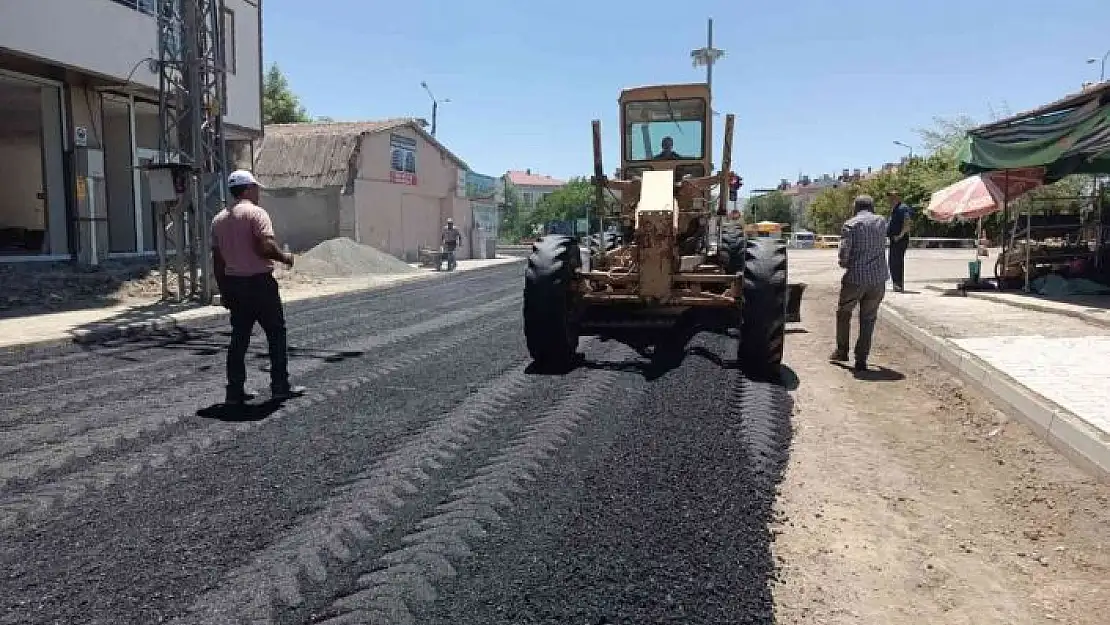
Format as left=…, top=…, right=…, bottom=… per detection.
left=831, top=194, right=890, bottom=372
left=211, top=170, right=306, bottom=406
left=886, top=189, right=913, bottom=292
left=440, top=218, right=462, bottom=271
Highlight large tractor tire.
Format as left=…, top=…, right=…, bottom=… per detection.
left=738, top=237, right=788, bottom=381
left=523, top=234, right=583, bottom=370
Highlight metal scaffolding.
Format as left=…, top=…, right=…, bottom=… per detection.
left=155, top=0, right=229, bottom=303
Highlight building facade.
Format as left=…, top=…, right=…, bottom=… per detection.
left=252, top=120, right=474, bottom=262
left=0, top=0, right=262, bottom=262
left=777, top=162, right=905, bottom=230
left=503, top=169, right=566, bottom=213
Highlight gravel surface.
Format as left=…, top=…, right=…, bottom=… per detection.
left=293, top=237, right=420, bottom=278
left=0, top=262, right=794, bottom=625
left=4, top=252, right=1110, bottom=624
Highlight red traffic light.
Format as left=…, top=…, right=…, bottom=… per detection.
left=728, top=172, right=742, bottom=190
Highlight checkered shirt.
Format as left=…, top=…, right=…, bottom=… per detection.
left=838, top=209, right=890, bottom=286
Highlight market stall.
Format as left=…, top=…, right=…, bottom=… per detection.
left=955, top=82, right=1110, bottom=292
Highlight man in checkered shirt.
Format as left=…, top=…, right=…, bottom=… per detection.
left=831, top=194, right=890, bottom=371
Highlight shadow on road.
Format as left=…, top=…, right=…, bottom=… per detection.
left=524, top=315, right=804, bottom=390
left=831, top=361, right=906, bottom=381
left=196, top=398, right=286, bottom=422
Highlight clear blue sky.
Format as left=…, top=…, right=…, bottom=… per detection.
left=263, top=0, right=1109, bottom=194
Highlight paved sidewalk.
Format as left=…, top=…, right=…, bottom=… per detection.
left=880, top=289, right=1110, bottom=479
left=0, top=256, right=523, bottom=352
left=923, top=283, right=1110, bottom=329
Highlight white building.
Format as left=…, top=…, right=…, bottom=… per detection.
left=0, top=0, right=262, bottom=262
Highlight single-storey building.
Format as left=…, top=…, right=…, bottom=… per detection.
left=252, top=119, right=474, bottom=261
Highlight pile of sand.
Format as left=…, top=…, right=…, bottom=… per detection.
left=290, top=237, right=419, bottom=278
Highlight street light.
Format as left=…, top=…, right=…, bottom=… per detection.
left=1086, top=50, right=1110, bottom=82
left=419, top=81, right=450, bottom=137
left=893, top=140, right=913, bottom=159
left=690, top=17, right=724, bottom=117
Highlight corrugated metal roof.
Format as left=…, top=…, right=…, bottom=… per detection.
left=253, top=118, right=469, bottom=190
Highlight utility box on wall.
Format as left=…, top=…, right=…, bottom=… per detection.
left=74, top=147, right=108, bottom=266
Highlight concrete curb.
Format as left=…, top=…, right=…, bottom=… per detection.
left=922, top=284, right=1110, bottom=330
left=880, top=302, right=1110, bottom=482
left=0, top=258, right=525, bottom=357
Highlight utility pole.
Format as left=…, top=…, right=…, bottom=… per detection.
left=691, top=18, right=725, bottom=172
left=156, top=0, right=229, bottom=304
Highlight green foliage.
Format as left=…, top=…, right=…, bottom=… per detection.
left=262, top=63, right=311, bottom=125
left=745, top=191, right=794, bottom=225
left=527, top=178, right=600, bottom=227
left=498, top=184, right=528, bottom=243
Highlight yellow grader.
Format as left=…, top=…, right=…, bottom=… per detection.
left=522, top=82, right=805, bottom=379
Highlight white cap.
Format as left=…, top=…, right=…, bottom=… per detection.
left=228, top=169, right=264, bottom=188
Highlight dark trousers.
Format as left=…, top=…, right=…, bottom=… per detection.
left=888, top=235, right=910, bottom=288
left=220, top=272, right=289, bottom=393
left=836, top=280, right=886, bottom=362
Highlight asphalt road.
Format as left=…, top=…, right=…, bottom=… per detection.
left=0, top=262, right=793, bottom=625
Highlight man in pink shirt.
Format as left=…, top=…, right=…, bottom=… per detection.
left=211, top=170, right=305, bottom=405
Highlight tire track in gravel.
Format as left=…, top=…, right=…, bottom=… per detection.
left=0, top=275, right=519, bottom=402
left=399, top=331, right=796, bottom=625
left=0, top=265, right=518, bottom=380
left=0, top=314, right=539, bottom=625
left=157, top=339, right=641, bottom=625
left=315, top=367, right=634, bottom=625
left=0, top=281, right=520, bottom=429
left=0, top=293, right=522, bottom=491
left=160, top=360, right=546, bottom=625
left=0, top=314, right=521, bottom=529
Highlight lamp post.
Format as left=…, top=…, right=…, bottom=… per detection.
left=419, top=81, right=450, bottom=137
left=1083, top=51, right=1110, bottom=82
left=893, top=140, right=913, bottom=160
left=1087, top=51, right=1105, bottom=82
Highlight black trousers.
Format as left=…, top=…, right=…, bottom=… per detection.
left=220, top=272, right=289, bottom=392
left=888, top=235, right=910, bottom=288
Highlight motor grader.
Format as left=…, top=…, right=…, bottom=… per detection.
left=522, top=82, right=805, bottom=379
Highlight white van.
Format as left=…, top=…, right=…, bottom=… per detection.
left=788, top=231, right=815, bottom=249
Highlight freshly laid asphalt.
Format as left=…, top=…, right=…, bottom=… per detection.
left=0, top=262, right=794, bottom=625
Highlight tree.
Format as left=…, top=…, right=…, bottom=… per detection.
left=498, top=184, right=529, bottom=243
left=262, top=63, right=311, bottom=125
left=745, top=190, right=794, bottom=225
left=526, top=178, right=597, bottom=228
left=805, top=116, right=990, bottom=236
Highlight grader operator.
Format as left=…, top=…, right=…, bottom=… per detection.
left=522, top=83, right=804, bottom=380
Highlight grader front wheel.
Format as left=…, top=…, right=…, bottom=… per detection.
left=738, top=238, right=788, bottom=381
left=523, top=235, right=583, bottom=370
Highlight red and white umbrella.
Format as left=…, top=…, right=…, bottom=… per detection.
left=924, top=168, right=1044, bottom=223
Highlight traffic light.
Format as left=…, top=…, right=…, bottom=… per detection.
left=728, top=172, right=742, bottom=202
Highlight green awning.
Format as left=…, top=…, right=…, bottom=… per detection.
left=959, top=84, right=1110, bottom=182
